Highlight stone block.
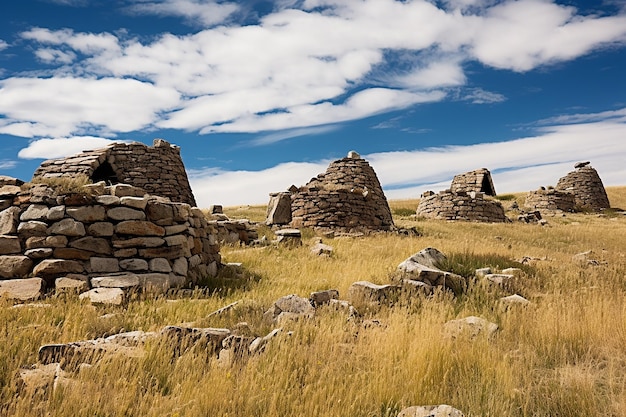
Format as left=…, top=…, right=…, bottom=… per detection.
left=87, top=222, right=114, bottom=237
left=79, top=288, right=125, bottom=305
left=0, top=255, right=34, bottom=278
left=112, top=237, right=165, bottom=248
left=47, top=218, right=86, bottom=237
left=115, top=221, right=165, bottom=236
left=90, top=257, right=120, bottom=273
left=0, top=206, right=21, bottom=234
left=55, top=275, right=90, bottom=293
left=66, top=206, right=106, bottom=222
left=33, top=259, right=84, bottom=277
left=0, top=278, right=45, bottom=301
left=69, top=236, right=112, bottom=255
left=20, top=204, right=49, bottom=221
left=91, top=273, right=138, bottom=288
left=25, top=248, right=53, bottom=259
left=18, top=221, right=48, bottom=238
left=149, top=258, right=172, bottom=273
left=0, top=235, right=21, bottom=254
left=120, top=196, right=148, bottom=210
left=107, top=207, right=146, bottom=221
left=47, top=205, right=66, bottom=221
left=119, top=258, right=148, bottom=271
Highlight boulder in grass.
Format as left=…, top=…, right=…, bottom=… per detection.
left=397, top=404, right=465, bottom=417
left=79, top=287, right=125, bottom=305
left=443, top=316, right=498, bottom=341
left=348, top=281, right=400, bottom=304
left=264, top=294, right=315, bottom=323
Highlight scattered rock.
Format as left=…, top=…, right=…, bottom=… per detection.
left=443, top=316, right=498, bottom=341
left=0, top=277, right=45, bottom=301
left=500, top=294, right=530, bottom=307
left=79, top=288, right=125, bottom=305
left=309, top=289, right=339, bottom=307
left=310, top=242, right=334, bottom=256
left=397, top=404, right=465, bottom=417
left=348, top=281, right=400, bottom=304
left=264, top=294, right=315, bottom=322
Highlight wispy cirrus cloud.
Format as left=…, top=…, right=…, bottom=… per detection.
left=17, top=136, right=129, bottom=160
left=189, top=108, right=626, bottom=207
left=125, top=0, right=240, bottom=27
left=0, top=159, right=17, bottom=170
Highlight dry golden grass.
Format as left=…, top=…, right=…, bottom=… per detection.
left=2, top=187, right=626, bottom=416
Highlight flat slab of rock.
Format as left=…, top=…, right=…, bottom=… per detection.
left=400, top=247, right=447, bottom=269
left=398, top=404, right=465, bottom=417
left=91, top=273, right=140, bottom=289
left=500, top=294, right=530, bottom=306
left=0, top=255, right=33, bottom=278
left=310, top=289, right=339, bottom=307
left=348, top=281, right=400, bottom=303
left=160, top=326, right=231, bottom=354
left=0, top=277, right=45, bottom=301
left=33, top=259, right=84, bottom=277
left=79, top=287, right=125, bottom=305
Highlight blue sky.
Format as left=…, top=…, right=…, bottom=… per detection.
left=1, top=0, right=625, bottom=207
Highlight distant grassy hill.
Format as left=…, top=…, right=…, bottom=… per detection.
left=3, top=186, right=625, bottom=416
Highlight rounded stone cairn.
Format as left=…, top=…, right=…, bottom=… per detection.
left=555, top=163, right=610, bottom=211
left=416, top=190, right=507, bottom=223
left=289, top=151, right=395, bottom=232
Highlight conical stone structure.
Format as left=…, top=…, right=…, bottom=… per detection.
left=555, top=163, right=610, bottom=211
left=290, top=151, right=394, bottom=232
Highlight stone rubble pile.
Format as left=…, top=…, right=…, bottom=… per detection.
left=524, top=188, right=576, bottom=213
left=0, top=180, right=221, bottom=301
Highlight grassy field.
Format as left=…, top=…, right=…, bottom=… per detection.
left=1, top=187, right=626, bottom=416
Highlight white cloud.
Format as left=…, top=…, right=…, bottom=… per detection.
left=460, top=87, right=506, bottom=104
left=35, top=48, right=77, bottom=64
left=126, top=0, right=239, bottom=27
left=3, top=0, right=626, bottom=139
left=0, top=159, right=17, bottom=169
left=189, top=114, right=626, bottom=206
left=0, top=77, right=180, bottom=138
left=250, top=125, right=340, bottom=146
left=17, top=136, right=127, bottom=159
left=0, top=40, right=8, bottom=51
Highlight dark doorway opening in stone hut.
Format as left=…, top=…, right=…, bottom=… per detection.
left=481, top=175, right=495, bottom=196
left=91, top=161, right=119, bottom=185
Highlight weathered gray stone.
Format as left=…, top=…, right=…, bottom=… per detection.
left=172, top=257, right=188, bottom=276
left=112, top=237, right=165, bottom=248
left=500, top=294, right=530, bottom=306
left=165, top=224, right=188, bottom=235
left=397, top=405, right=465, bottom=417
left=0, top=255, right=33, bottom=278
left=87, top=222, right=114, bottom=237
left=309, top=289, right=339, bottom=307
left=53, top=248, right=93, bottom=260
left=48, top=218, right=86, bottom=237
left=0, top=206, right=21, bottom=234
left=24, top=248, right=53, bottom=259
left=109, top=184, right=146, bottom=198
left=33, top=259, right=84, bottom=277
left=0, top=278, right=45, bottom=301
left=138, top=245, right=184, bottom=259
left=0, top=235, right=21, bottom=254
left=348, top=281, right=400, bottom=303
left=484, top=274, right=515, bottom=286
left=55, top=275, right=90, bottom=293
left=265, top=192, right=292, bottom=225
left=66, top=206, right=106, bottom=222
left=79, top=287, right=125, bottom=305
left=149, top=258, right=172, bottom=273
left=47, top=205, right=66, bottom=221
left=20, top=204, right=49, bottom=221
left=96, top=195, right=120, bottom=206
left=400, top=247, right=447, bottom=269
left=401, top=279, right=434, bottom=296
left=0, top=185, right=21, bottom=197
left=18, top=221, right=48, bottom=238
left=89, top=257, right=120, bottom=273
left=119, top=258, right=148, bottom=271
left=69, top=236, right=112, bottom=255
left=310, top=242, right=333, bottom=256
left=120, top=196, right=148, bottom=210
left=443, top=316, right=498, bottom=341
left=264, top=294, right=315, bottom=322
left=107, top=207, right=146, bottom=221
left=115, top=221, right=165, bottom=236
left=146, top=202, right=174, bottom=224
left=91, top=273, right=139, bottom=288
left=159, top=326, right=230, bottom=354
left=137, top=273, right=174, bottom=292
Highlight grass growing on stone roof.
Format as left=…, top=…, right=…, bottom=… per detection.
left=28, top=174, right=93, bottom=195
left=2, top=187, right=626, bottom=416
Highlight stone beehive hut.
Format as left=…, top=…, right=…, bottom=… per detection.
left=33, top=139, right=196, bottom=206
left=416, top=190, right=507, bottom=222
left=555, top=162, right=610, bottom=211
left=524, top=188, right=576, bottom=213
left=288, top=151, right=394, bottom=232
left=416, top=167, right=506, bottom=223
left=450, top=168, right=496, bottom=196
left=0, top=180, right=220, bottom=300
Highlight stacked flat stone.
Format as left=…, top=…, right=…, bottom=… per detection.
left=555, top=164, right=610, bottom=211
left=0, top=181, right=220, bottom=299
left=33, top=139, right=197, bottom=206
left=289, top=152, right=394, bottom=232
left=450, top=168, right=496, bottom=196
left=416, top=191, right=507, bottom=222
left=524, top=188, right=576, bottom=212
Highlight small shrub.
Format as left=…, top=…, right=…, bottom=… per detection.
left=392, top=207, right=416, bottom=217
left=495, top=194, right=516, bottom=201
left=435, top=251, right=534, bottom=278
left=29, top=174, right=92, bottom=195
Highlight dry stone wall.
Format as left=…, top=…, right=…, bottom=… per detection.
left=416, top=191, right=507, bottom=222
left=555, top=164, right=610, bottom=211
left=289, top=152, right=394, bottom=232
left=0, top=181, right=220, bottom=299
left=524, top=188, right=576, bottom=213
left=33, top=139, right=196, bottom=206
